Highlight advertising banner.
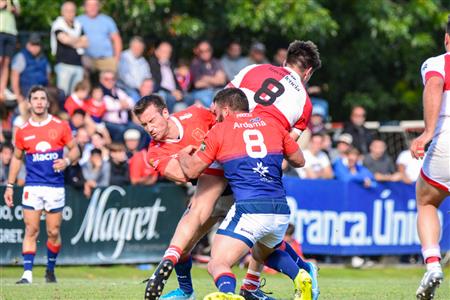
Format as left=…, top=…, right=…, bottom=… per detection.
left=0, top=184, right=187, bottom=265
left=283, top=178, right=450, bottom=255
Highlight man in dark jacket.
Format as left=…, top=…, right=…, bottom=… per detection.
left=108, top=142, right=130, bottom=186
left=342, top=105, right=373, bottom=154
left=149, top=41, right=186, bottom=112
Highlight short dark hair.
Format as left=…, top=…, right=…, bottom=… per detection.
left=213, top=88, right=249, bottom=112
left=286, top=40, right=321, bottom=71
left=0, top=143, right=13, bottom=152
left=27, top=85, right=49, bottom=101
left=90, top=148, right=102, bottom=156
left=133, top=94, right=167, bottom=117
left=72, top=108, right=86, bottom=117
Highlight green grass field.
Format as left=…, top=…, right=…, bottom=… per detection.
left=0, top=265, right=449, bottom=300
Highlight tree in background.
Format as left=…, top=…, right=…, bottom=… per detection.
left=15, top=0, right=450, bottom=121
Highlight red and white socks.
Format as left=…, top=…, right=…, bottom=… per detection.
left=163, top=245, right=182, bottom=265
left=241, top=269, right=261, bottom=292
left=422, top=246, right=441, bottom=271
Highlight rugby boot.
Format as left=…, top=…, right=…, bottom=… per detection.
left=144, top=259, right=174, bottom=300
left=293, top=269, right=312, bottom=300
left=306, top=262, right=320, bottom=300
left=45, top=269, right=57, bottom=283
left=416, top=268, right=444, bottom=300
left=161, top=288, right=195, bottom=300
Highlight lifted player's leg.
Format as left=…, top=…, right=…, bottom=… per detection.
left=144, top=174, right=228, bottom=300
left=415, top=176, right=446, bottom=300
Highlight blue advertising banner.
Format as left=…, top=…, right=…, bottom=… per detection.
left=283, top=177, right=450, bottom=255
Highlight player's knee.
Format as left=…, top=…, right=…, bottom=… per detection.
left=46, top=227, right=61, bottom=240
left=25, top=226, right=39, bottom=239
left=207, top=259, right=218, bottom=275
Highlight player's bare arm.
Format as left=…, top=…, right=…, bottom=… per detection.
left=3, top=148, right=25, bottom=207
left=52, top=140, right=80, bottom=172
left=162, top=158, right=190, bottom=183
left=285, top=149, right=305, bottom=168
left=177, top=151, right=209, bottom=179
left=410, top=76, right=444, bottom=159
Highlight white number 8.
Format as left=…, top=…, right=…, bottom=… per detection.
left=243, top=129, right=267, bottom=158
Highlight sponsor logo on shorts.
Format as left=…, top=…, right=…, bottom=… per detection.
left=240, top=227, right=254, bottom=236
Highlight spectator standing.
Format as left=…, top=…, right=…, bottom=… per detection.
left=342, top=106, right=373, bottom=154
left=295, top=133, right=334, bottom=179
left=333, top=147, right=376, bottom=188
left=51, top=1, right=88, bottom=96
left=99, top=70, right=134, bottom=141
left=245, top=42, right=269, bottom=65
left=108, top=143, right=130, bottom=186
left=123, top=128, right=140, bottom=158
left=363, top=139, right=402, bottom=182
left=11, top=33, right=50, bottom=102
left=129, top=149, right=157, bottom=186
left=190, top=40, right=226, bottom=107
left=220, top=41, right=249, bottom=81
left=82, top=148, right=110, bottom=197
left=118, top=36, right=151, bottom=102
left=77, top=0, right=122, bottom=73
left=149, top=41, right=184, bottom=112
left=0, top=0, right=20, bottom=101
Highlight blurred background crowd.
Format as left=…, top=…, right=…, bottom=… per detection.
left=0, top=0, right=426, bottom=198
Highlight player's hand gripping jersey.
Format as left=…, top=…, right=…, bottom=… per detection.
left=197, top=112, right=300, bottom=202
left=147, top=105, right=216, bottom=176
left=229, top=64, right=312, bottom=133
left=14, top=115, right=73, bottom=187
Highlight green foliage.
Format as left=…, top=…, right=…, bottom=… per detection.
left=13, top=0, right=450, bottom=121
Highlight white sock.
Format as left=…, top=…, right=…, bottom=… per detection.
left=22, top=270, right=32, bottom=282
left=426, top=261, right=442, bottom=272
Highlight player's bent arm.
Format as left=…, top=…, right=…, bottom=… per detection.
left=177, top=152, right=210, bottom=179
left=163, top=158, right=190, bottom=183
left=66, top=140, right=81, bottom=163
left=422, top=76, right=445, bottom=137
left=284, top=149, right=305, bottom=169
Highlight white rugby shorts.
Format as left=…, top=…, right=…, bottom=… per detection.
left=22, top=186, right=65, bottom=212
left=217, top=199, right=290, bottom=248
left=421, top=118, right=450, bottom=192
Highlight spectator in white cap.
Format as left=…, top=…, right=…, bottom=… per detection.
left=329, top=133, right=353, bottom=163
left=309, top=105, right=326, bottom=134
left=124, top=128, right=141, bottom=158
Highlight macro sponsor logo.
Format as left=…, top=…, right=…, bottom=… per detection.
left=295, top=189, right=443, bottom=247
left=71, top=186, right=167, bottom=260
left=179, top=113, right=192, bottom=121
left=32, top=152, right=59, bottom=162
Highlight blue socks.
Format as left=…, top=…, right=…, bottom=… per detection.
left=265, top=249, right=299, bottom=280
left=215, top=273, right=236, bottom=293
left=175, top=256, right=194, bottom=294
left=23, top=252, right=35, bottom=271
left=282, top=241, right=311, bottom=273
left=46, top=241, right=61, bottom=272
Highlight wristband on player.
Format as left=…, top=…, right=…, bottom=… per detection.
left=64, top=158, right=71, bottom=167
left=6, top=183, right=14, bottom=189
